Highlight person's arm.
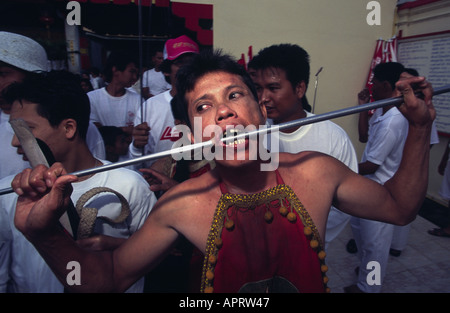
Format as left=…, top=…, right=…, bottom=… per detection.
left=335, top=76, right=434, bottom=225
left=12, top=163, right=178, bottom=292
left=140, top=167, right=179, bottom=193
left=76, top=235, right=126, bottom=251
left=358, top=160, right=379, bottom=175
left=357, top=88, right=371, bottom=143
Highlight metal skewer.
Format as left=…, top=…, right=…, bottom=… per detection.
left=1, top=84, right=449, bottom=196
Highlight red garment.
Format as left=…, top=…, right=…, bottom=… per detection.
left=200, top=170, right=328, bottom=293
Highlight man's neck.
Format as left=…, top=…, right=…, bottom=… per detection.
left=214, top=160, right=276, bottom=195
left=106, top=83, right=126, bottom=97
left=61, top=143, right=99, bottom=179
left=274, top=108, right=307, bottom=133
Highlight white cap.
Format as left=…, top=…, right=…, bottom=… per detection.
left=0, top=32, right=48, bottom=72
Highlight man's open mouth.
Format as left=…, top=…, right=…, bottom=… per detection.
left=221, top=128, right=247, bottom=147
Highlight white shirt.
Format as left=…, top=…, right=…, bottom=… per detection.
left=269, top=112, right=358, bottom=172
left=88, top=87, right=142, bottom=128
left=142, top=68, right=171, bottom=96
left=362, top=107, right=409, bottom=184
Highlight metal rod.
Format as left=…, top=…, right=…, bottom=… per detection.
left=312, top=67, right=323, bottom=113
left=137, top=0, right=146, bottom=158
left=1, top=84, right=449, bottom=196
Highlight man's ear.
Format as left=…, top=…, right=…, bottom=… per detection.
left=62, top=119, right=77, bottom=139
left=295, top=81, right=307, bottom=99
left=384, top=80, right=394, bottom=92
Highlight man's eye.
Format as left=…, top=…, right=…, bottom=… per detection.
left=196, top=103, right=210, bottom=112
left=230, top=92, right=243, bottom=100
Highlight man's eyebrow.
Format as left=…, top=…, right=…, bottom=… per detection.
left=192, top=84, right=247, bottom=104
left=225, top=84, right=245, bottom=92
left=192, top=94, right=212, bottom=105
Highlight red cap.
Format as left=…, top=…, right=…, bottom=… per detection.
left=163, top=35, right=199, bottom=60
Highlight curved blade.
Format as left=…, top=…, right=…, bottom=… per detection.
left=9, top=118, right=49, bottom=168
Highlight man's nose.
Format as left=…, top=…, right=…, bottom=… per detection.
left=258, top=89, right=269, bottom=105
left=216, top=103, right=237, bottom=122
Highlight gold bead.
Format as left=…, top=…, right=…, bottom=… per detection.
left=323, top=276, right=329, bottom=284
left=287, top=212, right=297, bottom=222
left=310, top=239, right=319, bottom=249
left=318, top=250, right=326, bottom=260
left=225, top=219, right=234, bottom=230
left=321, top=264, right=328, bottom=273
left=279, top=206, right=289, bottom=216
left=215, top=237, right=223, bottom=248
left=303, top=226, right=312, bottom=236
left=206, top=270, right=215, bottom=280
left=204, top=286, right=214, bottom=293
left=264, top=210, right=274, bottom=223
left=208, top=255, right=217, bottom=265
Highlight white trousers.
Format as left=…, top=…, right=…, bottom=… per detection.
left=350, top=216, right=394, bottom=293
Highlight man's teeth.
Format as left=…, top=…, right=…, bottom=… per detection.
left=223, top=129, right=245, bottom=146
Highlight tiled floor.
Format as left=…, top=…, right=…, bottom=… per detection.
left=325, top=215, right=450, bottom=293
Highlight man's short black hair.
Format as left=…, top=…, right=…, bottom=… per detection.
left=3, top=70, right=91, bottom=140
left=173, top=50, right=258, bottom=129
left=102, top=50, right=138, bottom=83
left=373, top=62, right=405, bottom=90
left=404, top=68, right=419, bottom=77
left=249, top=44, right=311, bottom=90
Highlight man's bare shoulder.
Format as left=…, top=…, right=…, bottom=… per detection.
left=278, top=150, right=347, bottom=181
left=278, top=150, right=335, bottom=166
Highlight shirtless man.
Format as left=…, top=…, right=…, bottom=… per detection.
left=11, top=50, right=434, bottom=293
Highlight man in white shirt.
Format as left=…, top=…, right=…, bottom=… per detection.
left=249, top=44, right=358, bottom=249
left=88, top=51, right=141, bottom=163
left=356, top=68, right=440, bottom=258
left=142, top=49, right=171, bottom=99
left=88, top=51, right=141, bottom=134
left=346, top=62, right=409, bottom=293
